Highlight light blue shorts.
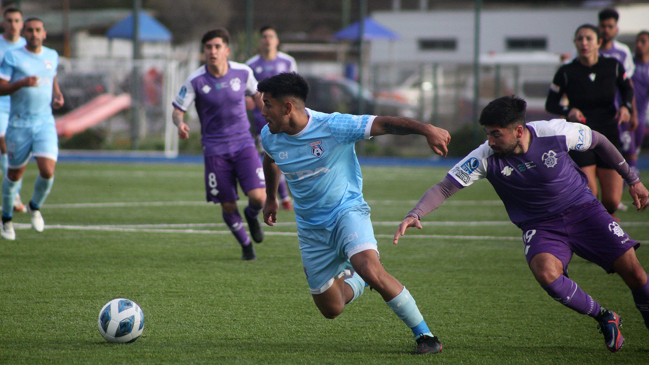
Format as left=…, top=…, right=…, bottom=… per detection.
left=0, top=111, right=8, bottom=137
left=298, top=205, right=379, bottom=294
left=6, top=119, right=58, bottom=169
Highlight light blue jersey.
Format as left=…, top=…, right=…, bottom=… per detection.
left=0, top=36, right=26, bottom=113
left=0, top=46, right=58, bottom=127
left=261, top=109, right=375, bottom=229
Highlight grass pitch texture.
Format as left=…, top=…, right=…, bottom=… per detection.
left=1, top=163, right=648, bottom=364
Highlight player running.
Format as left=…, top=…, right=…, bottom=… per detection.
left=259, top=72, right=451, bottom=354
left=0, top=17, right=64, bottom=240
left=395, top=95, right=649, bottom=352
left=246, top=25, right=297, bottom=211
left=172, top=28, right=265, bottom=261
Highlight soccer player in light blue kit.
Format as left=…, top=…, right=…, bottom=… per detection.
left=259, top=73, right=451, bottom=354
left=0, top=18, right=64, bottom=240
left=0, top=8, right=27, bottom=213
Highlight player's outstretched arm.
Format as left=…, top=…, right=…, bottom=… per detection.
left=370, top=116, right=451, bottom=157
left=172, top=108, right=190, bottom=140
left=262, top=154, right=280, bottom=226
left=629, top=182, right=648, bottom=211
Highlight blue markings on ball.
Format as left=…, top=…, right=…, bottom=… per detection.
left=115, top=315, right=135, bottom=337
left=117, top=299, right=133, bottom=313
left=99, top=304, right=111, bottom=332
left=138, top=309, right=145, bottom=331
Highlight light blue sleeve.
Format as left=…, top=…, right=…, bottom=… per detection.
left=328, top=113, right=375, bottom=145
left=0, top=52, right=15, bottom=81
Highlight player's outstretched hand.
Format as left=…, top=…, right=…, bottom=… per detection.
left=629, top=181, right=649, bottom=211
left=393, top=215, right=422, bottom=245
left=177, top=122, right=190, bottom=140
left=426, top=125, right=451, bottom=157
left=615, top=106, right=631, bottom=125
left=52, top=92, right=64, bottom=110
left=263, top=198, right=279, bottom=226
left=20, top=75, right=39, bottom=88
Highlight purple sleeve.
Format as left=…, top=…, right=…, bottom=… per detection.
left=589, top=131, right=640, bottom=185
left=406, top=177, right=462, bottom=220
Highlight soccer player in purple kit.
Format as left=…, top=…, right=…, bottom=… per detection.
left=628, top=31, right=649, bottom=181
left=246, top=25, right=296, bottom=211
left=172, top=28, right=265, bottom=261
left=395, top=95, right=649, bottom=352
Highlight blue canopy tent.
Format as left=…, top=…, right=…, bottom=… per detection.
left=333, top=18, right=400, bottom=112
left=106, top=11, right=171, bottom=42
left=333, top=17, right=400, bottom=41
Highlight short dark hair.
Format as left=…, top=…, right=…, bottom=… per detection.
left=598, top=8, right=619, bottom=22
left=259, top=25, right=276, bottom=35
left=575, top=24, right=600, bottom=42
left=201, top=28, right=230, bottom=45
left=3, top=7, right=21, bottom=18
left=23, top=17, right=44, bottom=26
left=257, top=72, right=309, bottom=103
left=637, top=30, right=649, bottom=39
left=478, top=95, right=527, bottom=128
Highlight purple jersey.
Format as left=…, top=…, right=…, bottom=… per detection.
left=245, top=52, right=297, bottom=134
left=633, top=59, right=649, bottom=127
left=173, top=62, right=258, bottom=156
left=447, top=119, right=597, bottom=226
left=600, top=41, right=635, bottom=77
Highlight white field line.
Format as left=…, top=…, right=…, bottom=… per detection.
left=12, top=221, right=648, bottom=243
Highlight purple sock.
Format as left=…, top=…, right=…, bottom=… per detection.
left=222, top=210, right=251, bottom=246
left=542, top=275, right=601, bottom=318
left=244, top=201, right=262, bottom=219
left=631, top=280, right=649, bottom=330
left=278, top=176, right=289, bottom=201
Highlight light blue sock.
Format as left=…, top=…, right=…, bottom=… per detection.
left=2, top=176, right=21, bottom=219
left=344, top=272, right=366, bottom=303
left=386, top=287, right=434, bottom=339
left=31, top=175, right=54, bottom=209
left=0, top=153, right=7, bottom=176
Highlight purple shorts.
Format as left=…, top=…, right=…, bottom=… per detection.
left=203, top=146, right=265, bottom=204
left=520, top=200, right=639, bottom=274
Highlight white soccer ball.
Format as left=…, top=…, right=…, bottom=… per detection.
left=97, top=298, right=145, bottom=343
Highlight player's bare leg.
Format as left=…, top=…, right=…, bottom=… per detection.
left=597, top=168, right=624, bottom=215
left=581, top=165, right=598, bottom=198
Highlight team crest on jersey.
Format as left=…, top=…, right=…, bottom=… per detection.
left=230, top=78, right=241, bottom=92
left=45, top=60, right=52, bottom=69
left=608, top=222, right=625, bottom=238
left=255, top=66, right=263, bottom=74
left=202, top=84, right=211, bottom=94
left=501, top=166, right=514, bottom=176
left=310, top=141, right=324, bottom=157
left=541, top=150, right=558, bottom=168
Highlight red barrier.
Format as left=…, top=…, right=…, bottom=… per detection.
left=55, top=93, right=132, bottom=137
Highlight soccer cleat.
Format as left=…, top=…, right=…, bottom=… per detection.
left=597, top=310, right=624, bottom=353
left=415, top=335, right=442, bottom=355
left=281, top=199, right=293, bottom=211
left=13, top=194, right=26, bottom=213
left=244, top=210, right=264, bottom=243
left=27, top=205, right=45, bottom=233
left=241, top=243, right=257, bottom=261
left=616, top=202, right=628, bottom=212
left=1, top=220, right=15, bottom=240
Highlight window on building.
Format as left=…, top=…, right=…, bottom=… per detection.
left=418, top=38, right=457, bottom=51
left=506, top=37, right=547, bottom=51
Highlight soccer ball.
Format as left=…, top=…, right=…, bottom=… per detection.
left=97, top=298, right=145, bottom=343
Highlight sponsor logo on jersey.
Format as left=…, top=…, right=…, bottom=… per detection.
left=283, top=167, right=330, bottom=181
left=517, top=161, right=536, bottom=172
left=501, top=166, right=514, bottom=176
left=608, top=222, right=625, bottom=238
left=450, top=166, right=471, bottom=184
left=278, top=151, right=289, bottom=160
left=575, top=126, right=585, bottom=150
left=460, top=157, right=479, bottom=174
left=310, top=141, right=324, bottom=157
left=541, top=150, right=558, bottom=168
left=230, top=77, right=241, bottom=92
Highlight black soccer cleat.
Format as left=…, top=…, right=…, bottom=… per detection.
left=244, top=210, right=264, bottom=243
left=415, top=335, right=442, bottom=355
left=241, top=243, right=257, bottom=261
